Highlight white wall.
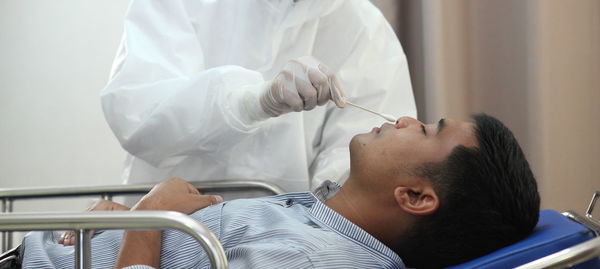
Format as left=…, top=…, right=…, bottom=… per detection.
left=0, top=0, right=130, bottom=218
left=1, top=0, right=132, bottom=248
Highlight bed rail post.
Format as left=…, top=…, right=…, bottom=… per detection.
left=100, top=193, right=113, bottom=201
left=586, top=191, right=599, bottom=219
left=1, top=234, right=3, bottom=252
left=1, top=198, right=13, bottom=252
left=1, top=198, right=5, bottom=252
left=74, top=229, right=93, bottom=269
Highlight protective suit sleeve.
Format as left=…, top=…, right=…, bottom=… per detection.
left=309, top=5, right=417, bottom=188
left=101, top=1, right=268, bottom=168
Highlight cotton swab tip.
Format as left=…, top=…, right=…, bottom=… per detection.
left=381, top=114, right=397, bottom=123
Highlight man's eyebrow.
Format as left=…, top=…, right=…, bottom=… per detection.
left=436, top=118, right=446, bottom=135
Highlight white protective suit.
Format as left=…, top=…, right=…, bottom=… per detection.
left=101, top=0, right=417, bottom=193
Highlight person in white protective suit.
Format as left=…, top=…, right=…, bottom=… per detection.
left=101, top=0, right=417, bottom=194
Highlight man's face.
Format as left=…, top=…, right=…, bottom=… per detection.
left=349, top=117, right=477, bottom=181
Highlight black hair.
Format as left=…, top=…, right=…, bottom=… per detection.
left=397, top=114, right=540, bottom=268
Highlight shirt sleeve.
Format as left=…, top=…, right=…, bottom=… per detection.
left=101, top=0, right=269, bottom=169
left=156, top=203, right=224, bottom=268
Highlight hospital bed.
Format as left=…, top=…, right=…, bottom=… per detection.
left=0, top=183, right=598, bottom=269
left=0, top=180, right=284, bottom=269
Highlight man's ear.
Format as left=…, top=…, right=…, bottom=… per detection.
left=393, top=183, right=439, bottom=216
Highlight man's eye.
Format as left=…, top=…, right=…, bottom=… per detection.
left=421, top=124, right=427, bottom=136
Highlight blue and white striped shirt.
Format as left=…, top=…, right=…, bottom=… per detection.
left=21, top=181, right=405, bottom=268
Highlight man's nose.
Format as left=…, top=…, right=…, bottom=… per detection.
left=395, top=116, right=422, bottom=129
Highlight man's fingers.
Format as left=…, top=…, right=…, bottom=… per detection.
left=191, top=194, right=223, bottom=209
left=60, top=230, right=99, bottom=246
left=87, top=199, right=105, bottom=211
left=111, top=202, right=130, bottom=211
left=88, top=199, right=130, bottom=211
left=185, top=181, right=200, bottom=195
left=205, top=195, right=223, bottom=205
left=60, top=231, right=75, bottom=246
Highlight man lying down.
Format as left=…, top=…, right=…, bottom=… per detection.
left=21, top=114, right=540, bottom=268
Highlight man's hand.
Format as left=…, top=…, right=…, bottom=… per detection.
left=115, top=178, right=222, bottom=269
left=259, top=56, right=346, bottom=117
left=59, top=200, right=130, bottom=246
left=132, top=178, right=223, bottom=214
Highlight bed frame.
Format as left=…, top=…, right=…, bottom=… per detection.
left=0, top=180, right=285, bottom=269
left=0, top=183, right=598, bottom=269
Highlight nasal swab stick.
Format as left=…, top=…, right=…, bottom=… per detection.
left=345, top=101, right=397, bottom=122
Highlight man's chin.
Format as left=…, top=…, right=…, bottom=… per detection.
left=349, top=134, right=369, bottom=154
left=349, top=134, right=371, bottom=175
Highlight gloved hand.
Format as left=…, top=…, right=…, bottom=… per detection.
left=259, top=56, right=346, bottom=117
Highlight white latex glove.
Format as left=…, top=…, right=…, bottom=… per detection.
left=260, top=56, right=346, bottom=117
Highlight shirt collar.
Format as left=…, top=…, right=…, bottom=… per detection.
left=307, top=181, right=406, bottom=268
left=312, top=180, right=341, bottom=202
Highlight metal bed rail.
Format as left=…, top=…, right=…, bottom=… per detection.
left=563, top=211, right=600, bottom=237
left=586, top=191, right=600, bottom=219
left=515, top=236, right=600, bottom=269
left=4, top=184, right=596, bottom=269
left=0, top=211, right=228, bottom=269
left=0, top=180, right=285, bottom=251
left=0, top=179, right=285, bottom=201
left=516, top=191, right=600, bottom=269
